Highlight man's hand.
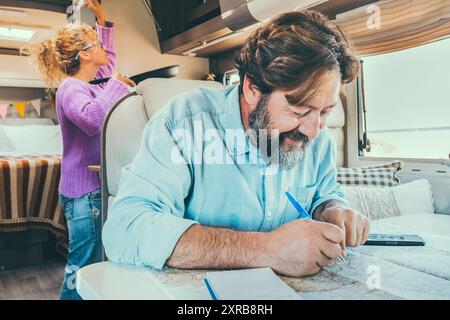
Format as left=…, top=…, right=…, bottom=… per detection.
left=320, top=207, right=370, bottom=250
left=264, top=219, right=345, bottom=277
left=84, top=0, right=106, bottom=26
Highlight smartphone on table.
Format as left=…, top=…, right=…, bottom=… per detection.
left=364, top=234, right=426, bottom=246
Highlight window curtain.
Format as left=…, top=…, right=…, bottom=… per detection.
left=336, top=0, right=450, bottom=56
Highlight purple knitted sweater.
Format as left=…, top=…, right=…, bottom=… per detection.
left=56, top=22, right=130, bottom=198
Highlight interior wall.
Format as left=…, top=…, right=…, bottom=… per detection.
left=102, top=0, right=210, bottom=80
left=0, top=55, right=46, bottom=88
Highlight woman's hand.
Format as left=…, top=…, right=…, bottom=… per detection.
left=84, top=0, right=106, bottom=26
left=113, top=72, right=136, bottom=87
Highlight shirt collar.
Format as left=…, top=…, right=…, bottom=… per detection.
left=222, top=86, right=250, bottom=156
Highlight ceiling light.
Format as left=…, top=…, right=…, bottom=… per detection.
left=0, top=26, right=35, bottom=41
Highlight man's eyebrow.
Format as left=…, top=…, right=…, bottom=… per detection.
left=320, top=103, right=337, bottom=109
left=285, top=94, right=338, bottom=109
left=301, top=103, right=338, bottom=110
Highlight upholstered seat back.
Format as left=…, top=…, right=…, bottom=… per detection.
left=101, top=79, right=224, bottom=229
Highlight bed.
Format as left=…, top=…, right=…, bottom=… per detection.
left=0, top=120, right=67, bottom=255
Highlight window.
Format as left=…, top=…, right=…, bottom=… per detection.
left=359, top=37, right=450, bottom=160
left=0, top=27, right=35, bottom=42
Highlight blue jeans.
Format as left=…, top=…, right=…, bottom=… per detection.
left=59, top=189, right=102, bottom=300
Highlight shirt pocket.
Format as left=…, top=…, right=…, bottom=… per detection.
left=296, top=184, right=317, bottom=208
left=284, top=183, right=318, bottom=219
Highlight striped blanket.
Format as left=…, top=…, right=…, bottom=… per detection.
left=0, top=155, right=67, bottom=255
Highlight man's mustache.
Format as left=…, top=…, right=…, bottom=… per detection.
left=280, top=128, right=309, bottom=144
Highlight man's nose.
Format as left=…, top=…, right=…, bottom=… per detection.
left=299, top=114, right=321, bottom=141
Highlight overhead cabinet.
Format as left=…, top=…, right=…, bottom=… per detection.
left=149, top=0, right=377, bottom=57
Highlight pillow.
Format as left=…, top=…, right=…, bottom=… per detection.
left=0, top=127, right=16, bottom=152
left=341, top=179, right=435, bottom=220
left=337, top=161, right=403, bottom=187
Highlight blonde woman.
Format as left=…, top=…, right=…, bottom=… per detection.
left=32, top=0, right=135, bottom=300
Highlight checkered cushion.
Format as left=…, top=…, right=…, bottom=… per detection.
left=337, top=161, right=404, bottom=187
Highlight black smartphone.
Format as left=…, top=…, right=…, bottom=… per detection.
left=364, top=234, right=426, bottom=246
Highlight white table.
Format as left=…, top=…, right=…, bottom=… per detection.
left=77, top=214, right=450, bottom=300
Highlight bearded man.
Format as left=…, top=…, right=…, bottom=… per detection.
left=103, top=10, right=370, bottom=277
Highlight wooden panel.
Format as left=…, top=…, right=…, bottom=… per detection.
left=337, top=0, right=450, bottom=56
left=313, top=0, right=376, bottom=18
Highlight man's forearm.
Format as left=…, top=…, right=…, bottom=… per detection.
left=166, top=224, right=270, bottom=270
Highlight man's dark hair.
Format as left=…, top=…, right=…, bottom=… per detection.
left=235, top=10, right=360, bottom=106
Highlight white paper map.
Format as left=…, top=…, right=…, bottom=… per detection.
left=141, top=221, right=450, bottom=300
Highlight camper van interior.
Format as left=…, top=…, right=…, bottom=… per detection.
left=0, top=0, right=449, bottom=302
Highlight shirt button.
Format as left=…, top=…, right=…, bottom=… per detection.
left=267, top=210, right=272, bottom=219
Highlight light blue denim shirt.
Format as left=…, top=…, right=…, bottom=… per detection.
left=102, top=85, right=350, bottom=270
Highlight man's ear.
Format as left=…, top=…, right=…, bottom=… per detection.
left=242, top=75, right=261, bottom=108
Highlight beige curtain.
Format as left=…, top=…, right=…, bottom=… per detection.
left=336, top=0, right=450, bottom=56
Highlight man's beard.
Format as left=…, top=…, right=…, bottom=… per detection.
left=248, top=94, right=309, bottom=170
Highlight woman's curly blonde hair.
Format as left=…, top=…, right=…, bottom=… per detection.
left=30, top=23, right=98, bottom=89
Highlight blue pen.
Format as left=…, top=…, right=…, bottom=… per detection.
left=285, top=191, right=346, bottom=262
left=285, top=192, right=311, bottom=220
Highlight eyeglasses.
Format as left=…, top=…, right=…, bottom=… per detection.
left=73, top=41, right=104, bottom=61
